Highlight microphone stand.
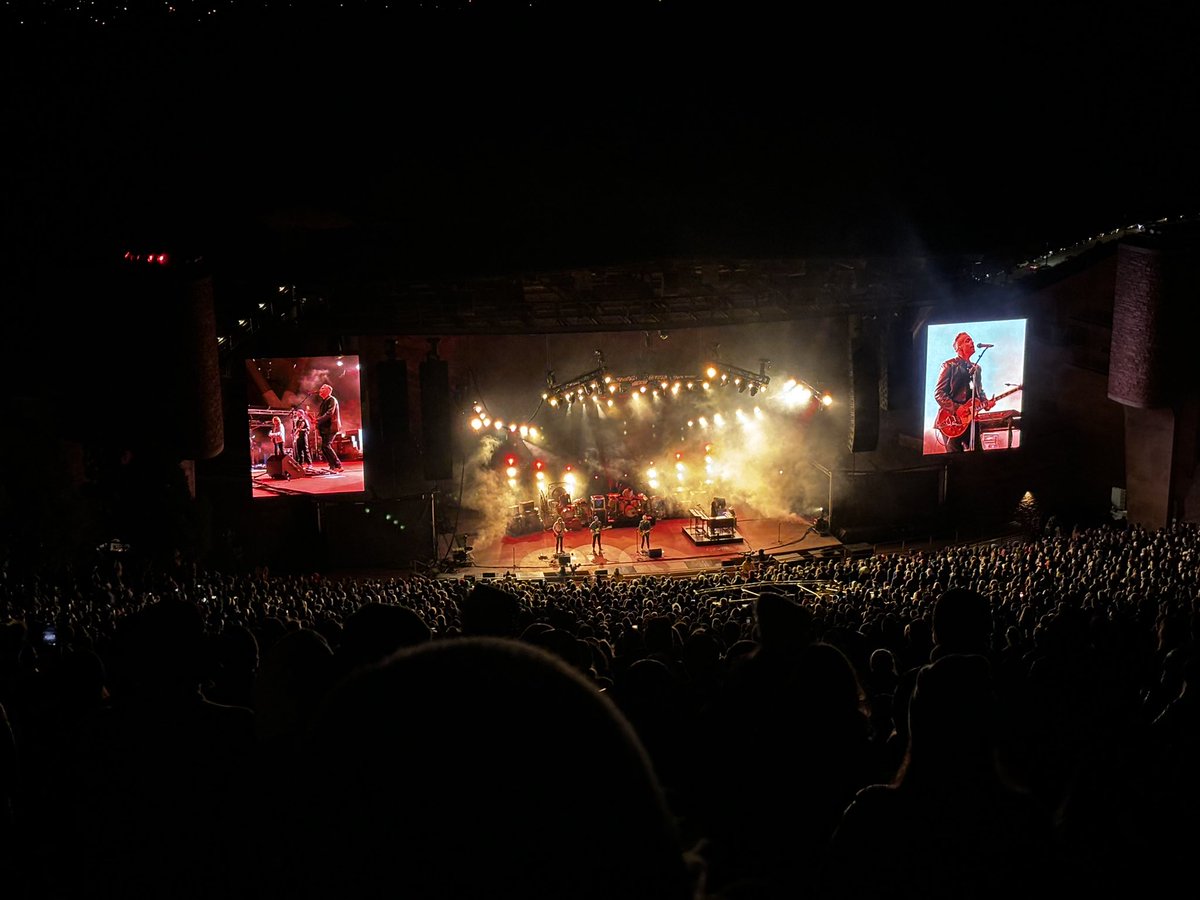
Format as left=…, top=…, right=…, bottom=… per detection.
left=967, top=346, right=990, bottom=452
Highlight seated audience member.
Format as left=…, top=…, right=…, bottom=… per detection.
left=292, top=637, right=702, bottom=900
left=828, top=653, right=1055, bottom=899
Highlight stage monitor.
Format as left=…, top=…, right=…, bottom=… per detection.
left=246, top=355, right=366, bottom=498
left=921, top=319, right=1026, bottom=455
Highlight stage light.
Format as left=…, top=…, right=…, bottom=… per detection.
left=494, top=420, right=504, bottom=430
left=749, top=384, right=758, bottom=396
left=506, top=467, right=518, bottom=478
left=737, top=381, right=747, bottom=393
left=706, top=366, right=718, bottom=379
left=549, top=397, right=558, bottom=407
left=509, top=423, right=518, bottom=432
left=529, top=427, right=539, bottom=439
left=506, top=455, right=516, bottom=467
left=519, top=425, right=529, bottom=437
left=474, top=403, right=484, bottom=413
left=821, top=393, right=833, bottom=406
left=471, top=418, right=483, bottom=430
left=534, top=459, right=544, bottom=470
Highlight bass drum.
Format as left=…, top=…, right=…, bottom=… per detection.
left=622, top=501, right=641, bottom=519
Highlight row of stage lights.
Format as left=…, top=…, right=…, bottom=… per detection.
left=496, top=449, right=733, bottom=495
left=542, top=360, right=775, bottom=410
left=465, top=358, right=831, bottom=442
left=467, top=380, right=831, bottom=444
left=468, top=406, right=543, bottom=440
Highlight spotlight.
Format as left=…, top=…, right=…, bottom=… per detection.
left=737, top=381, right=748, bottom=393
left=749, top=384, right=759, bottom=396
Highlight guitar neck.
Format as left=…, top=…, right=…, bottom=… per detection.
left=988, top=385, right=1022, bottom=403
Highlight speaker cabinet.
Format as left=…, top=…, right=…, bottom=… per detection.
left=648, top=548, right=663, bottom=559
left=265, top=454, right=305, bottom=479
left=420, top=356, right=453, bottom=481
left=848, top=331, right=880, bottom=453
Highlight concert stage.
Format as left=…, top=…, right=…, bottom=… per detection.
left=435, top=507, right=841, bottom=582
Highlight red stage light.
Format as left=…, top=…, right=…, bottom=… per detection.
left=534, top=459, right=544, bottom=470
left=505, top=455, right=516, bottom=467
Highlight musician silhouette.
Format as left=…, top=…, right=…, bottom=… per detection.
left=934, top=332, right=995, bottom=452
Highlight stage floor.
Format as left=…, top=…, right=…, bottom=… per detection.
left=250, top=459, right=365, bottom=498
left=439, top=510, right=844, bottom=581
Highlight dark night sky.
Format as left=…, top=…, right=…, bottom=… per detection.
left=5, top=5, right=1200, bottom=280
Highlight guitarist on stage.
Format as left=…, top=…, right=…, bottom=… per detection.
left=935, top=332, right=995, bottom=452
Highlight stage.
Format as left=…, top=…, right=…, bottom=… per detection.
left=250, top=459, right=365, bottom=498
left=435, top=508, right=844, bottom=581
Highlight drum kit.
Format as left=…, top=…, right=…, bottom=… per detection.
left=541, top=483, right=663, bottom=531
left=546, top=497, right=593, bottom=530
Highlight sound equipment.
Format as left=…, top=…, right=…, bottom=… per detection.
left=482, top=572, right=497, bottom=580
left=594, top=569, right=608, bottom=577
left=556, top=554, right=571, bottom=566
left=648, top=548, right=663, bottom=559
left=374, top=357, right=410, bottom=440
left=265, top=454, right=306, bottom=479
left=848, top=330, right=880, bottom=453
left=420, top=355, right=453, bottom=481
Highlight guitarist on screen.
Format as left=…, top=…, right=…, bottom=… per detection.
left=934, top=331, right=995, bottom=452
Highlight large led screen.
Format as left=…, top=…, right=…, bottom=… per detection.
left=922, top=319, right=1026, bottom=455
left=246, top=355, right=365, bottom=498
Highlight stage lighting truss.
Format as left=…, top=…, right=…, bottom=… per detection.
left=542, top=358, right=773, bottom=410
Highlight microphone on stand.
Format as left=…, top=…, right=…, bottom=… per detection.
left=977, top=343, right=994, bottom=348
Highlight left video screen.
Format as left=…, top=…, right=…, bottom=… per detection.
left=246, top=355, right=365, bottom=499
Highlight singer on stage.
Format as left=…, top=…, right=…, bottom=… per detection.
left=934, top=332, right=995, bottom=452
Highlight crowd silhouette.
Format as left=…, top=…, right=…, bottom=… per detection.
left=1, top=517, right=1198, bottom=898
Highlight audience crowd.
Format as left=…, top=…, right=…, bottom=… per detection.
left=1, top=518, right=1198, bottom=898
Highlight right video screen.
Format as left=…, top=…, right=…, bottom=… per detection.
left=922, top=318, right=1026, bottom=455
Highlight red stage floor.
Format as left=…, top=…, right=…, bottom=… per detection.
left=250, top=459, right=366, bottom=498
left=442, top=509, right=843, bottom=580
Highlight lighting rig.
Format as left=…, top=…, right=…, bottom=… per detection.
left=543, top=353, right=774, bottom=409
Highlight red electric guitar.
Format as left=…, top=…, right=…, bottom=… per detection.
left=934, top=385, right=1023, bottom=439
